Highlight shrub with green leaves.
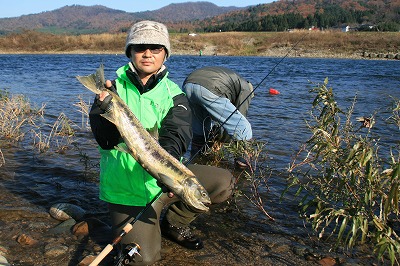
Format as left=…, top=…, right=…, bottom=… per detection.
left=286, top=78, right=400, bottom=264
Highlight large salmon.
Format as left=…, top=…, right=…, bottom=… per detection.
left=76, top=64, right=210, bottom=211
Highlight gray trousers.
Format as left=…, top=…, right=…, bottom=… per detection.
left=108, top=164, right=235, bottom=265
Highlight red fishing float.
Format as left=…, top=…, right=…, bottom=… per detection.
left=269, top=88, right=280, bottom=95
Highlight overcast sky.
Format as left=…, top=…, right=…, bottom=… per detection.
left=0, top=0, right=272, bottom=18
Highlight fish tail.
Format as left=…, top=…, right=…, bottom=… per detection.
left=76, top=64, right=106, bottom=94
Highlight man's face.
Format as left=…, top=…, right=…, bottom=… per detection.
left=130, top=44, right=166, bottom=82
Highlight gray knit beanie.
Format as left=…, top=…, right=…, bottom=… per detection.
left=125, top=20, right=171, bottom=58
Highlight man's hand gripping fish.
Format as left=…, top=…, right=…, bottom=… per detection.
left=76, top=65, right=210, bottom=212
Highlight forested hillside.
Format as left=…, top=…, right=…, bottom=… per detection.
left=0, top=2, right=240, bottom=35
left=190, top=0, right=400, bottom=32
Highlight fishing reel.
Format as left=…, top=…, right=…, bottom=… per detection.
left=114, top=243, right=141, bottom=266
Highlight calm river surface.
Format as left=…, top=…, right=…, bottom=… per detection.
left=0, top=54, right=399, bottom=231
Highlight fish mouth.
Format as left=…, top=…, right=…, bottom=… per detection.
left=185, top=196, right=211, bottom=212
left=203, top=198, right=211, bottom=206
left=190, top=201, right=210, bottom=212
left=179, top=178, right=211, bottom=211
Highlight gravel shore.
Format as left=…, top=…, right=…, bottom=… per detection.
left=0, top=168, right=387, bottom=266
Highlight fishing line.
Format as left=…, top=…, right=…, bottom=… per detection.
left=186, top=31, right=309, bottom=164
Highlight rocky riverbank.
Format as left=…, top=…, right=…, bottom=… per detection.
left=0, top=169, right=388, bottom=266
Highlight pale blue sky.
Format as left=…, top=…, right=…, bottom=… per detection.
left=0, top=1, right=272, bottom=18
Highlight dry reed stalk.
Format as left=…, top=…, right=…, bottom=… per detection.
left=73, top=95, right=91, bottom=130
left=0, top=148, right=4, bottom=167
left=31, top=113, right=75, bottom=153
left=0, top=93, right=43, bottom=141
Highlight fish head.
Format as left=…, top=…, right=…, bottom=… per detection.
left=182, top=178, right=211, bottom=212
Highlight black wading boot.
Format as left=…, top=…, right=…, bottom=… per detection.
left=160, top=218, right=204, bottom=250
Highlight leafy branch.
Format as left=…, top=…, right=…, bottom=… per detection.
left=285, top=78, right=400, bottom=264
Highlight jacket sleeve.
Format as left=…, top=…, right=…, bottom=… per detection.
left=89, top=99, right=121, bottom=150
left=158, top=93, right=193, bottom=160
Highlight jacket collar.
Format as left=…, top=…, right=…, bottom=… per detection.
left=126, top=62, right=167, bottom=94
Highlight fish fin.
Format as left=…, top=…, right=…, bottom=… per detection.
left=147, top=123, right=159, bottom=140
left=76, top=64, right=106, bottom=94
left=158, top=173, right=177, bottom=190
left=100, top=112, right=116, bottom=125
left=114, top=143, right=130, bottom=154
left=95, top=64, right=106, bottom=87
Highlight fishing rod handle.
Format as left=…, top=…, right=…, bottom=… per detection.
left=87, top=192, right=162, bottom=265
left=89, top=223, right=134, bottom=265
left=89, top=223, right=133, bottom=266
left=89, top=244, right=114, bottom=266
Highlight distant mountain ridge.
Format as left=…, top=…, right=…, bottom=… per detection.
left=0, top=0, right=398, bottom=35
left=137, top=2, right=241, bottom=22
left=0, top=2, right=242, bottom=34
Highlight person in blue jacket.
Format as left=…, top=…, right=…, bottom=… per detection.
left=183, top=66, right=254, bottom=168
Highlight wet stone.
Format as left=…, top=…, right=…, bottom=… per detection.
left=72, top=221, right=89, bottom=237
left=92, top=244, right=103, bottom=253
left=16, top=234, right=38, bottom=246
left=78, top=255, right=96, bottom=266
left=318, top=256, right=337, bottom=266
left=292, top=243, right=313, bottom=256
left=0, top=245, right=8, bottom=256
left=49, top=203, right=86, bottom=221
left=0, top=255, right=10, bottom=265
left=48, top=218, right=76, bottom=235
left=27, top=221, right=51, bottom=230
left=44, top=243, right=69, bottom=258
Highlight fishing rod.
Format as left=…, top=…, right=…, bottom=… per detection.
left=89, top=190, right=163, bottom=266
left=186, top=31, right=309, bottom=164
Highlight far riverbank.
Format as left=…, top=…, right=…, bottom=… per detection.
left=0, top=31, right=399, bottom=60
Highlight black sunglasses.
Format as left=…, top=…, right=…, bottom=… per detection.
left=131, top=44, right=165, bottom=54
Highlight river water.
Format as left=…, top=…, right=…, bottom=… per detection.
left=0, top=54, right=399, bottom=236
